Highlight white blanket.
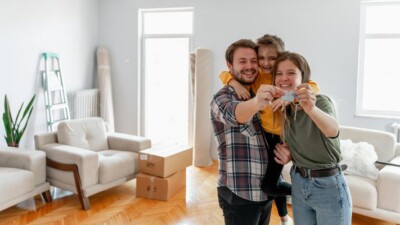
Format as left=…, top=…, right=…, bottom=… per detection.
left=340, top=139, right=379, bottom=180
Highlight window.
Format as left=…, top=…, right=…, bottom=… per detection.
left=357, top=1, right=400, bottom=118
left=139, top=8, right=193, bottom=145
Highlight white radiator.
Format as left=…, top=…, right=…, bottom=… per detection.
left=392, top=123, right=400, bottom=143
left=68, top=89, right=99, bottom=119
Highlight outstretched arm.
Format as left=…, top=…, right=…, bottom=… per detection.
left=236, top=85, right=285, bottom=123
left=296, top=83, right=339, bottom=137
left=235, top=85, right=276, bottom=123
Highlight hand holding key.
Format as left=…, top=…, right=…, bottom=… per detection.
left=255, top=85, right=285, bottom=110
left=295, top=83, right=316, bottom=114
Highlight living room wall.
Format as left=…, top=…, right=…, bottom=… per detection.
left=98, top=0, right=400, bottom=139
left=0, top=0, right=99, bottom=148
left=2, top=0, right=399, bottom=149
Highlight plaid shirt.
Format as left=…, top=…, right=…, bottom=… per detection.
left=210, top=86, right=270, bottom=202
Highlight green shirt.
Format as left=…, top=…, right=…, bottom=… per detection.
left=285, top=95, right=342, bottom=169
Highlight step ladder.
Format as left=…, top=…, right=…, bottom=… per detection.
left=42, top=52, right=70, bottom=132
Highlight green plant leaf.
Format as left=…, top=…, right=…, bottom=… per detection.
left=3, top=94, right=35, bottom=146
left=15, top=95, right=35, bottom=136
left=17, top=106, right=34, bottom=143
left=3, top=95, right=15, bottom=145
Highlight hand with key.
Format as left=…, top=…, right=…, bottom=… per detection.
left=295, top=83, right=316, bottom=114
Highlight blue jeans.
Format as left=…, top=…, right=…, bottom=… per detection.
left=290, top=167, right=352, bottom=225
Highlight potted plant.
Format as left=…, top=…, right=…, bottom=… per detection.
left=2, top=94, right=36, bottom=147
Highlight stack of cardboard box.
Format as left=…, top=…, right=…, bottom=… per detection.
left=136, top=143, right=193, bottom=201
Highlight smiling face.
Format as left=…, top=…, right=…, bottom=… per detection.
left=227, top=47, right=259, bottom=85
left=274, top=60, right=302, bottom=91
left=258, top=45, right=279, bottom=74
left=272, top=52, right=311, bottom=91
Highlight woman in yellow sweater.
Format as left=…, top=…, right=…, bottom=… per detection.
left=219, top=34, right=320, bottom=225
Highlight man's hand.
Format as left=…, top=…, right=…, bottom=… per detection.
left=254, top=85, right=285, bottom=111
left=274, top=143, right=292, bottom=165
left=254, top=85, right=275, bottom=110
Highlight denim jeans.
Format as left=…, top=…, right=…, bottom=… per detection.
left=290, top=167, right=352, bottom=225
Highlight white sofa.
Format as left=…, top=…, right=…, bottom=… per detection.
left=282, top=126, right=400, bottom=224
left=0, top=147, right=51, bottom=211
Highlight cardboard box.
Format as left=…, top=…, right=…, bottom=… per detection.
left=136, top=169, right=186, bottom=201
left=139, top=143, right=192, bottom=177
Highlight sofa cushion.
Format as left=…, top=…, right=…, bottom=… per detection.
left=0, top=168, right=35, bottom=204
left=97, top=150, right=138, bottom=184
left=346, top=174, right=377, bottom=210
left=57, top=117, right=108, bottom=151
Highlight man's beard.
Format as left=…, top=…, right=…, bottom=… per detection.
left=231, top=69, right=257, bottom=85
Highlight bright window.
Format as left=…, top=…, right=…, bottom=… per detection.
left=143, top=11, right=193, bottom=35
left=139, top=8, right=193, bottom=145
left=357, top=1, right=400, bottom=118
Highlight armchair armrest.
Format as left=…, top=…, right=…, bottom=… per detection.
left=107, top=133, right=151, bottom=153
left=39, top=143, right=99, bottom=187
left=34, top=132, right=57, bottom=149
left=40, top=143, right=99, bottom=165
left=0, top=147, right=46, bottom=186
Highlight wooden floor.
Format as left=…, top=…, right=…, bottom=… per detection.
left=0, top=161, right=396, bottom=225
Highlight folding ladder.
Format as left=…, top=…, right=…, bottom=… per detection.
left=42, top=52, right=70, bottom=132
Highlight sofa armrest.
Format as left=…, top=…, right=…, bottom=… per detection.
left=396, top=143, right=400, bottom=157
left=39, top=143, right=99, bottom=187
left=0, top=147, right=46, bottom=186
left=377, top=156, right=400, bottom=213
left=107, top=133, right=151, bottom=153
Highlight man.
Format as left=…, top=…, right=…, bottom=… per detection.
left=210, top=39, right=291, bottom=225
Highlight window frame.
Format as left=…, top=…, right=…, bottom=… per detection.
left=138, top=7, right=194, bottom=139
left=356, top=0, right=400, bottom=119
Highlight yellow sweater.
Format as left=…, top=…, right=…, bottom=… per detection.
left=219, top=69, right=320, bottom=135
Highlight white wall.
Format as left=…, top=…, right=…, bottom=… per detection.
left=98, top=0, right=400, bottom=137
left=2, top=0, right=399, bottom=149
left=0, top=0, right=99, bottom=148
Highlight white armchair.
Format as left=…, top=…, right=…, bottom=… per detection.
left=0, top=147, right=51, bottom=211
left=34, top=117, right=151, bottom=210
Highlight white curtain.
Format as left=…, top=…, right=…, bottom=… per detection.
left=190, top=48, right=213, bottom=167
left=96, top=46, right=115, bottom=132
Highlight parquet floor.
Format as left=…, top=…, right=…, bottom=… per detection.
left=0, top=161, right=396, bottom=225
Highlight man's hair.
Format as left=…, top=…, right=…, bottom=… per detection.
left=225, top=39, right=257, bottom=64
left=256, top=34, right=285, bottom=53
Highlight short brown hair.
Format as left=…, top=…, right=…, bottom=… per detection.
left=225, top=39, right=257, bottom=64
